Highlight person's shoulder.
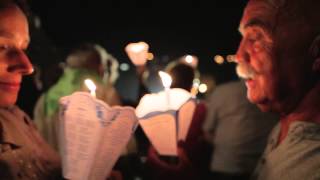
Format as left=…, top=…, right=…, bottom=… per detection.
left=287, top=121, right=320, bottom=142
left=210, top=80, right=245, bottom=98
left=214, top=80, right=243, bottom=91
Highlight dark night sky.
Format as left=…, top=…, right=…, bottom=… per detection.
left=18, top=0, right=248, bottom=115
left=28, top=0, right=247, bottom=73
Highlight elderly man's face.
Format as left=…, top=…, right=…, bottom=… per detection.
left=0, top=5, right=33, bottom=107
left=235, top=0, right=315, bottom=113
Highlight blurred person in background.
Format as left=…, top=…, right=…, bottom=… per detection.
left=203, top=80, right=277, bottom=180
left=33, top=43, right=122, bottom=151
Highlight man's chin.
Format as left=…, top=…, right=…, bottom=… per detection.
left=247, top=95, right=272, bottom=112
left=256, top=103, right=272, bottom=112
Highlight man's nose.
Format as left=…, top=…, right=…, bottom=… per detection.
left=235, top=39, right=250, bottom=64
left=8, top=49, right=34, bottom=75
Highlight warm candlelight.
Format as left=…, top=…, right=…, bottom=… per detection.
left=84, top=79, right=96, bottom=98
left=125, top=42, right=149, bottom=66
left=190, top=79, right=200, bottom=97
left=181, top=55, right=198, bottom=68
left=158, top=71, right=172, bottom=108
left=158, top=71, right=172, bottom=89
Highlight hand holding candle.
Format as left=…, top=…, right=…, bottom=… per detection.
left=59, top=91, right=138, bottom=180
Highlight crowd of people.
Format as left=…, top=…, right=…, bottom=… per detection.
left=0, top=0, right=319, bottom=179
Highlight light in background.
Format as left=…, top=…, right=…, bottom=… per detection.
left=180, top=54, right=198, bottom=68
left=147, top=52, right=154, bottom=61
left=214, top=55, right=224, bottom=64
left=198, top=83, right=208, bottom=93
left=119, top=63, right=130, bottom=71
left=125, top=41, right=150, bottom=66
left=191, top=78, right=200, bottom=97
left=226, top=54, right=235, bottom=63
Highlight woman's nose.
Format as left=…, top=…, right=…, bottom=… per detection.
left=7, top=49, right=34, bottom=75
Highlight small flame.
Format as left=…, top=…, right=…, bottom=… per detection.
left=84, top=79, right=96, bottom=97
left=190, top=80, right=200, bottom=97
left=158, top=71, right=172, bottom=89
left=185, top=55, right=193, bottom=63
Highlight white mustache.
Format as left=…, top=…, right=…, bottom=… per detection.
left=236, top=63, right=256, bottom=79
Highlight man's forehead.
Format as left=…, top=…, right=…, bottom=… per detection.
left=239, top=0, right=277, bottom=32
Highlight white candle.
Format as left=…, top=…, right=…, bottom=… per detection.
left=158, top=71, right=172, bottom=109
left=191, top=79, right=200, bottom=97
left=84, top=79, right=97, bottom=98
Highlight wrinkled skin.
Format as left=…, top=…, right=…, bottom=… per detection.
left=235, top=0, right=319, bottom=114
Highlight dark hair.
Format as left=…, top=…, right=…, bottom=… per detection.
left=66, top=43, right=103, bottom=73
left=0, top=0, right=30, bottom=16
left=167, top=63, right=195, bottom=91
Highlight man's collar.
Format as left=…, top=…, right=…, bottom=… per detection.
left=284, top=82, right=320, bottom=123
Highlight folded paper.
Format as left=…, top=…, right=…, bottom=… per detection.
left=59, top=92, right=138, bottom=180
left=136, top=88, right=196, bottom=156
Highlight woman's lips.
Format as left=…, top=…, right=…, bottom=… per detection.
left=0, top=82, right=20, bottom=91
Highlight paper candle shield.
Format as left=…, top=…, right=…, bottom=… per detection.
left=177, top=99, right=196, bottom=141
left=59, top=92, right=138, bottom=180
left=136, top=88, right=195, bottom=156
left=125, top=42, right=149, bottom=66
left=135, top=88, right=192, bottom=118
left=139, top=113, right=177, bottom=156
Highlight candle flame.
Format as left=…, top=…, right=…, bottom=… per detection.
left=185, top=55, right=193, bottom=63
left=158, top=71, right=172, bottom=89
left=84, top=79, right=96, bottom=97
left=180, top=55, right=198, bottom=68
left=190, top=80, right=200, bottom=96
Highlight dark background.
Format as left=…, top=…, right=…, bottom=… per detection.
left=18, top=0, right=248, bottom=116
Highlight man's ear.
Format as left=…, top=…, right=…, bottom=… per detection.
left=313, top=58, right=320, bottom=73
left=309, top=35, right=320, bottom=73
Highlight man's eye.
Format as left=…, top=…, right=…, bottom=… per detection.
left=247, top=32, right=260, bottom=42
left=0, top=45, right=10, bottom=50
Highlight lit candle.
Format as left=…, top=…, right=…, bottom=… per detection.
left=190, top=79, right=200, bottom=97
left=158, top=71, right=172, bottom=109
left=181, top=55, right=198, bottom=68
left=84, top=79, right=97, bottom=98
left=125, top=42, right=149, bottom=66
left=185, top=55, right=194, bottom=64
